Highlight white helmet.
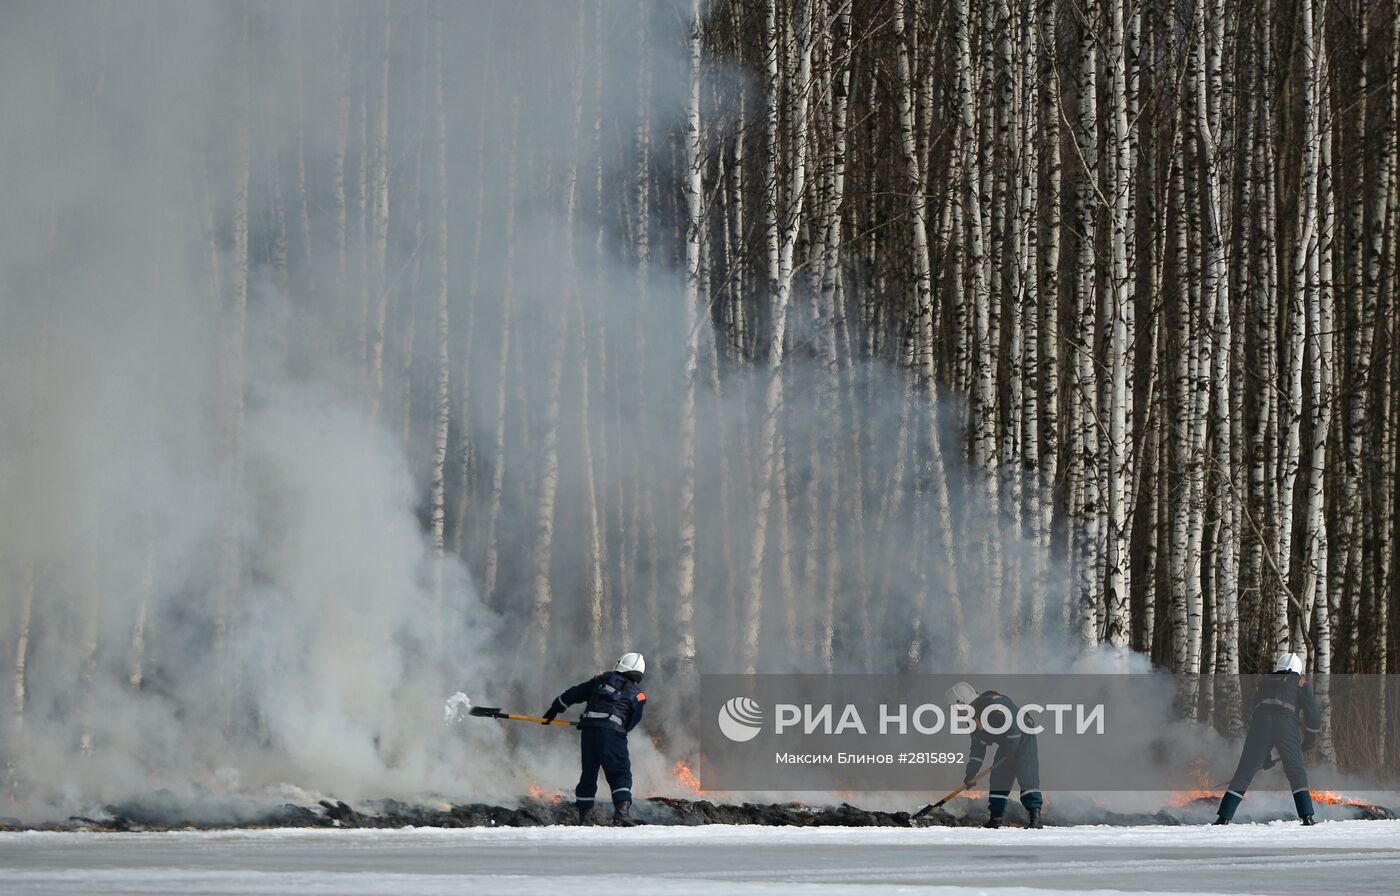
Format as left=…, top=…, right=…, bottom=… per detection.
left=946, top=681, right=978, bottom=706
left=615, top=652, right=645, bottom=675
left=1274, top=652, right=1304, bottom=675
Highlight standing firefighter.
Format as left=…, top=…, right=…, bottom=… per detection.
left=1214, top=652, right=1323, bottom=826
left=947, top=681, right=1043, bottom=829
left=544, top=652, right=647, bottom=826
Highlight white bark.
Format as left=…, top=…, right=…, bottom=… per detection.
left=482, top=98, right=520, bottom=608
left=675, top=0, right=703, bottom=675
left=960, top=0, right=993, bottom=469
left=1039, top=0, right=1061, bottom=597
left=1019, top=0, right=1045, bottom=633
left=11, top=563, right=34, bottom=739
left=743, top=0, right=814, bottom=673
left=1279, top=0, right=1323, bottom=651
left=429, top=2, right=451, bottom=649
left=1104, top=0, right=1134, bottom=646
left=1071, top=0, right=1100, bottom=644
left=368, top=0, right=392, bottom=421
left=1194, top=0, right=1235, bottom=672
left=1169, top=124, right=1193, bottom=671
left=450, top=31, right=492, bottom=558
left=333, top=10, right=351, bottom=325
left=1304, top=24, right=1334, bottom=753
left=128, top=513, right=156, bottom=691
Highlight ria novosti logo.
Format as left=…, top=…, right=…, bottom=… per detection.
left=716, top=696, right=1106, bottom=741
left=717, top=696, right=764, bottom=742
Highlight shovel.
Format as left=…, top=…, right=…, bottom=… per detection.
left=912, top=757, right=1006, bottom=820
left=470, top=705, right=578, bottom=728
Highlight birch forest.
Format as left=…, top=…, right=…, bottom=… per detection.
left=3, top=0, right=1399, bottom=807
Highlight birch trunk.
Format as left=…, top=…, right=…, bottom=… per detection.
left=11, top=563, right=34, bottom=744
left=450, top=39, right=491, bottom=558
left=429, top=1, right=451, bottom=650
left=743, top=0, right=814, bottom=673
left=1104, top=0, right=1134, bottom=646
left=1247, top=4, right=1282, bottom=663
left=1279, top=0, right=1323, bottom=651
left=1072, top=0, right=1100, bottom=643
left=1169, top=126, right=1193, bottom=671
left=333, top=11, right=351, bottom=333
left=1304, top=30, right=1335, bottom=754
left=1039, top=0, right=1061, bottom=604
left=1194, top=0, right=1235, bottom=674
left=960, top=0, right=993, bottom=470
left=675, top=0, right=703, bottom=675
left=818, top=3, right=852, bottom=669
left=482, top=98, right=520, bottom=609
left=368, top=0, right=392, bottom=421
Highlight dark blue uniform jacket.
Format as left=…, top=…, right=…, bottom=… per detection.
left=964, top=690, right=1028, bottom=781
left=1253, top=670, right=1323, bottom=734
left=551, top=671, right=646, bottom=735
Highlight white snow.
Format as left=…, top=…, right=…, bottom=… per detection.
left=442, top=691, right=472, bottom=724
left=2, top=821, right=1398, bottom=895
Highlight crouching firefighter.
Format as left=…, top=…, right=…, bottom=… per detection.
left=946, top=681, right=1043, bottom=829
left=1214, top=652, right=1323, bottom=826
left=544, top=652, right=647, bottom=826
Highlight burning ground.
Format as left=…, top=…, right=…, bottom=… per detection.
left=4, top=788, right=1393, bottom=833
left=6, top=748, right=1396, bottom=831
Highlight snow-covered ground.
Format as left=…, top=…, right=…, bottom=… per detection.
left=3, top=821, right=1398, bottom=895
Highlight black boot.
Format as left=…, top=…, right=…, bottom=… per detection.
left=1212, top=816, right=1230, bottom=826
left=575, top=804, right=593, bottom=826
left=984, top=815, right=1003, bottom=829
left=1300, top=815, right=1316, bottom=826
left=1027, top=809, right=1043, bottom=829
left=612, top=801, right=636, bottom=827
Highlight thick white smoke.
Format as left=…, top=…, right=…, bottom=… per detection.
left=0, top=1, right=514, bottom=821
left=2, top=1, right=1312, bottom=826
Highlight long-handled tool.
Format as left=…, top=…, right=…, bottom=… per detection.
left=912, top=757, right=1006, bottom=820
left=442, top=692, right=578, bottom=728
left=470, top=705, right=577, bottom=728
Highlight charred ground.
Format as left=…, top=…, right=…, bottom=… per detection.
left=4, top=792, right=1392, bottom=833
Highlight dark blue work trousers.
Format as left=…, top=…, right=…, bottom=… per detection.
left=575, top=726, right=632, bottom=809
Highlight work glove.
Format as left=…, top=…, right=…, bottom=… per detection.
left=1301, top=732, right=1317, bottom=752
left=542, top=707, right=559, bottom=725
left=963, top=774, right=979, bottom=790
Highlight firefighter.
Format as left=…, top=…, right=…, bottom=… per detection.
left=544, top=652, right=647, bottom=826
left=1214, top=652, right=1323, bottom=826
left=947, top=681, right=1043, bottom=829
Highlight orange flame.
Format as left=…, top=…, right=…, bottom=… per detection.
left=1310, top=790, right=1364, bottom=807
left=1167, top=756, right=1219, bottom=807
left=1167, top=788, right=1217, bottom=807
left=673, top=759, right=703, bottom=794
left=527, top=781, right=562, bottom=804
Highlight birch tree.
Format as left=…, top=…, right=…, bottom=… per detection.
left=429, top=0, right=451, bottom=649
left=742, top=0, right=814, bottom=673
left=675, top=0, right=704, bottom=676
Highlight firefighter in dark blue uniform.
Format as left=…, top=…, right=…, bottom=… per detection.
left=544, top=652, right=647, bottom=826
left=1215, top=652, right=1323, bottom=825
left=947, top=681, right=1043, bottom=828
